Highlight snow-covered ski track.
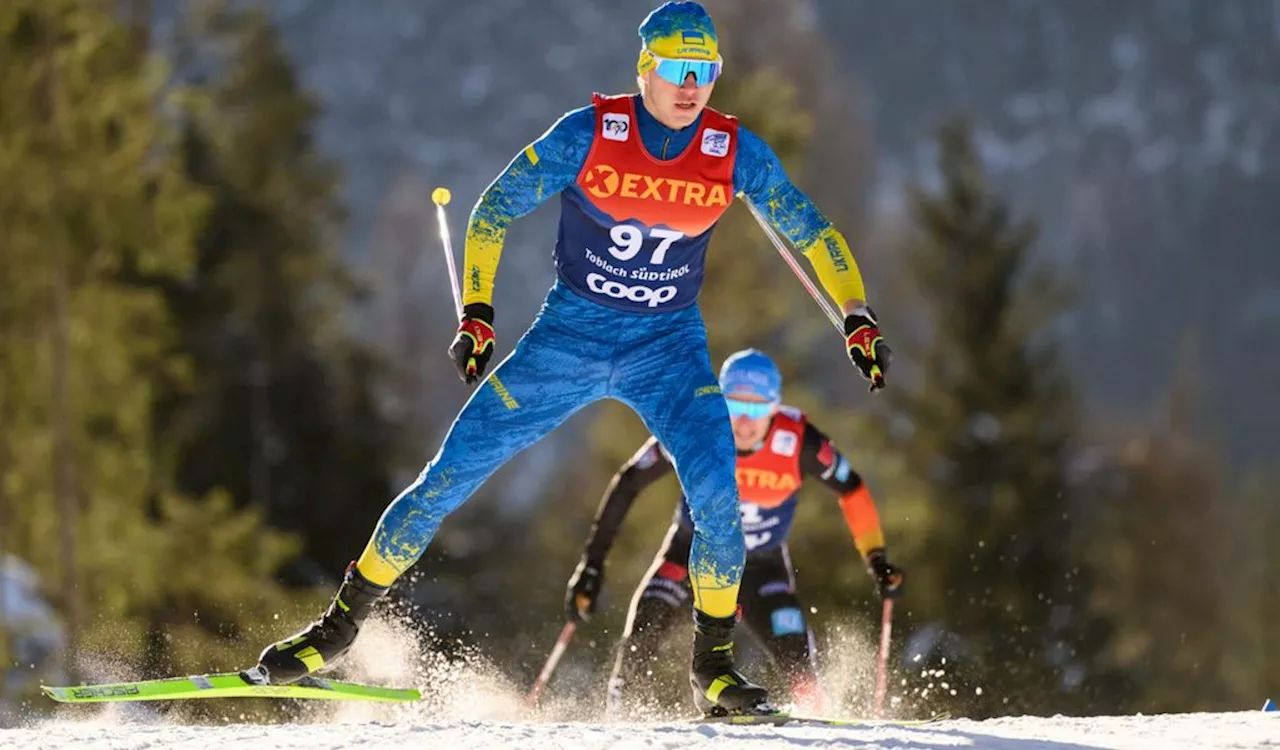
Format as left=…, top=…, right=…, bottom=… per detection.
left=3, top=711, right=1276, bottom=749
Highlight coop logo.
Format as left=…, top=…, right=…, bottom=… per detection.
left=602, top=113, right=630, bottom=141
left=586, top=273, right=677, bottom=308
left=580, top=164, right=729, bottom=207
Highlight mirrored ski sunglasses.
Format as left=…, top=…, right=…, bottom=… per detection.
left=651, top=53, right=724, bottom=87
left=725, top=397, right=777, bottom=421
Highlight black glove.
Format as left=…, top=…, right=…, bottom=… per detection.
left=844, top=305, right=891, bottom=392
left=449, top=303, right=495, bottom=385
left=865, top=549, right=904, bottom=600
left=565, top=559, right=604, bottom=624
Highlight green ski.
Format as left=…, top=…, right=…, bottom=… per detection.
left=42, top=668, right=420, bottom=704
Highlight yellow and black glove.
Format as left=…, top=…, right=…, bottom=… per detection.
left=449, top=303, right=496, bottom=385
left=844, top=305, right=891, bottom=392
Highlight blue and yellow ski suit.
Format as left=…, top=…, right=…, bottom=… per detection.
left=355, top=93, right=868, bottom=619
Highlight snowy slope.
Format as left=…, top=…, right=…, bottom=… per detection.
left=6, top=620, right=1275, bottom=748
left=3, top=711, right=1277, bottom=750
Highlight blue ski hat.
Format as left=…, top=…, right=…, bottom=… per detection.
left=637, top=2, right=720, bottom=78
left=719, top=349, right=782, bottom=404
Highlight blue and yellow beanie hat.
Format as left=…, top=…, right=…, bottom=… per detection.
left=637, top=1, right=720, bottom=77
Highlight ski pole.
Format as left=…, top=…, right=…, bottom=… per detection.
left=431, top=186, right=462, bottom=317
left=742, top=198, right=886, bottom=391
left=873, top=598, right=894, bottom=718
left=742, top=197, right=844, bottom=332
left=525, top=620, right=577, bottom=708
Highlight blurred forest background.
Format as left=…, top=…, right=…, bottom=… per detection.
left=2, top=0, right=1276, bottom=725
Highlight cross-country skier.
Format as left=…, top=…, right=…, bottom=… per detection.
left=256, top=1, right=891, bottom=716
left=565, top=349, right=904, bottom=717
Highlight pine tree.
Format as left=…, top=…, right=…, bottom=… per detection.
left=156, top=3, right=397, bottom=579
left=0, top=0, right=203, bottom=677
left=1232, top=468, right=1280, bottom=707
left=0, top=0, right=301, bottom=692
left=1079, top=340, right=1247, bottom=712
left=887, top=119, right=1088, bottom=716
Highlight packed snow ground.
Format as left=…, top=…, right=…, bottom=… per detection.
left=4, top=710, right=1277, bottom=750
left=5, top=617, right=1275, bottom=749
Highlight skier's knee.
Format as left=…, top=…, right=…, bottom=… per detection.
left=615, top=598, right=678, bottom=681
left=771, top=634, right=814, bottom=678
left=685, top=490, right=740, bottom=544
left=400, top=462, right=466, bottom=518
left=762, top=603, right=816, bottom=681
left=628, top=590, right=687, bottom=641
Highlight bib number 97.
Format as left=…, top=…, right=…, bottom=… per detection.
left=608, top=225, right=684, bottom=265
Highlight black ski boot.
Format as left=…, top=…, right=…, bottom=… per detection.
left=688, top=610, right=770, bottom=716
left=257, top=562, right=388, bottom=684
